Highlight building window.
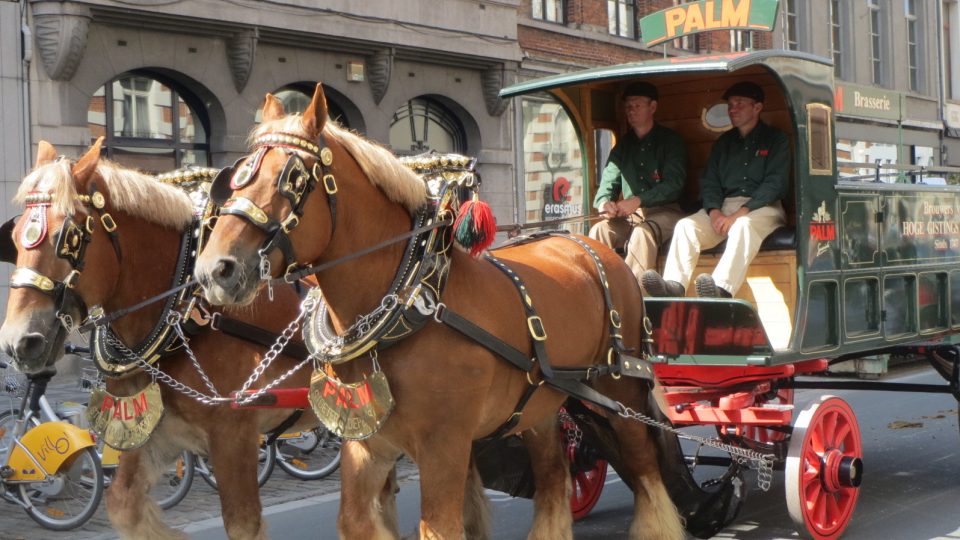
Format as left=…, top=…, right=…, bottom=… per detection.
left=608, top=0, right=636, bottom=39
left=947, top=0, right=957, bottom=100
left=868, top=0, right=885, bottom=85
left=389, top=97, right=465, bottom=155
left=830, top=0, right=844, bottom=78
left=784, top=0, right=799, bottom=50
left=532, top=0, right=564, bottom=23
left=730, top=30, right=753, bottom=51
left=905, top=0, right=921, bottom=92
left=87, top=73, right=209, bottom=173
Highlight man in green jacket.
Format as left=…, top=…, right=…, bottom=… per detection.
left=642, top=81, right=789, bottom=298
left=589, top=81, right=687, bottom=284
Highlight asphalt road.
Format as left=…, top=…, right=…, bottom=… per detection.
left=188, top=365, right=960, bottom=539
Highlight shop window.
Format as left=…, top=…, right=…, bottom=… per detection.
left=519, top=97, right=585, bottom=226
left=919, top=272, right=948, bottom=333
left=608, top=0, right=636, bottom=39
left=389, top=97, right=465, bottom=155
left=807, top=104, right=832, bottom=175
left=883, top=274, right=917, bottom=338
left=87, top=73, right=209, bottom=172
left=837, top=139, right=898, bottom=181
left=532, top=0, right=564, bottom=23
left=801, top=281, right=839, bottom=352
left=844, top=278, right=880, bottom=337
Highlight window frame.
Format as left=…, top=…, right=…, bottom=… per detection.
left=784, top=0, right=799, bottom=50
left=607, top=0, right=636, bottom=39
left=389, top=97, right=467, bottom=156
left=830, top=0, right=845, bottom=78
left=532, top=0, right=565, bottom=24
left=867, top=0, right=886, bottom=86
left=807, top=103, right=834, bottom=176
left=90, top=72, right=211, bottom=171
left=905, top=0, right=921, bottom=92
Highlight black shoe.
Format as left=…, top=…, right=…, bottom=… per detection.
left=641, top=270, right=685, bottom=297
left=694, top=274, right=732, bottom=298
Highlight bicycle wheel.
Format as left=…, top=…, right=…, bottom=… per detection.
left=19, top=446, right=105, bottom=530
left=197, top=442, right=275, bottom=489
left=0, top=410, right=19, bottom=465
left=153, top=450, right=195, bottom=510
left=275, top=428, right=342, bottom=480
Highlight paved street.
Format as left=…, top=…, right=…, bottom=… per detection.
left=3, top=363, right=959, bottom=539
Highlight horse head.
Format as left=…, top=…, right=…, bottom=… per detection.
left=195, top=82, right=426, bottom=307
left=0, top=139, right=118, bottom=373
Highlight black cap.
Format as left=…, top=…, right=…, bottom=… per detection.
left=622, top=82, right=658, bottom=101
left=722, top=81, right=764, bottom=103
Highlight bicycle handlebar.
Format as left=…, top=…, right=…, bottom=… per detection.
left=65, top=343, right=91, bottom=356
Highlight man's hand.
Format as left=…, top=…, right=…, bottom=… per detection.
left=599, top=200, right=618, bottom=218
left=616, top=196, right=641, bottom=217
left=719, top=207, right=750, bottom=235
left=708, top=209, right=725, bottom=234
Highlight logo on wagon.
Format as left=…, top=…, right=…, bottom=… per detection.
left=810, top=202, right=835, bottom=242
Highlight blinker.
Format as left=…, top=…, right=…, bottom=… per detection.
left=56, top=217, right=90, bottom=270
left=0, top=216, right=18, bottom=264
left=209, top=165, right=235, bottom=206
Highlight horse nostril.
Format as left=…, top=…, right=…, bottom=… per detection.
left=14, top=333, right=46, bottom=362
left=214, top=258, right=238, bottom=283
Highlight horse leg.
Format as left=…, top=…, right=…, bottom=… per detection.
left=339, top=438, right=403, bottom=539
left=607, top=408, right=684, bottom=540
left=521, top=417, right=573, bottom=540
left=106, top=443, right=188, bottom=540
left=463, top=460, right=490, bottom=540
left=209, top=426, right=267, bottom=540
left=415, top=432, right=474, bottom=539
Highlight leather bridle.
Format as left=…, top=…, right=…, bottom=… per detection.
left=209, top=132, right=338, bottom=281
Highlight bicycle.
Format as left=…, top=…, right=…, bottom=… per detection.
left=0, top=363, right=104, bottom=530
left=194, top=428, right=342, bottom=487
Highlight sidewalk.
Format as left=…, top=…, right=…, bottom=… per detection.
left=0, top=369, right=417, bottom=540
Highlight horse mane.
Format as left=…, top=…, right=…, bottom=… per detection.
left=251, top=116, right=427, bottom=213
left=15, top=158, right=194, bottom=231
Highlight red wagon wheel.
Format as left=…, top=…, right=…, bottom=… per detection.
left=570, top=456, right=607, bottom=520
left=785, top=396, right=864, bottom=540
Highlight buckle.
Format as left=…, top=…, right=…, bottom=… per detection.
left=100, top=213, right=117, bottom=233
left=85, top=215, right=95, bottom=234
left=209, top=312, right=222, bottom=331
left=609, top=309, right=622, bottom=329
left=63, top=269, right=81, bottom=289
left=281, top=214, right=299, bottom=234
left=323, top=174, right=338, bottom=195
left=527, top=316, right=547, bottom=341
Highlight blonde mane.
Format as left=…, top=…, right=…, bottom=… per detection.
left=251, top=116, right=427, bottom=213
left=15, top=158, right=194, bottom=231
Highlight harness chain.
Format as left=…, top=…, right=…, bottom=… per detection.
left=616, top=404, right=775, bottom=491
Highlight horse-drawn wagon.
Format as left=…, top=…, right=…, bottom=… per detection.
left=501, top=49, right=960, bottom=539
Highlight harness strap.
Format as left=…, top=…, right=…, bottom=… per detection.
left=436, top=307, right=533, bottom=372
left=485, top=255, right=553, bottom=379
left=210, top=313, right=310, bottom=359
left=473, top=382, right=541, bottom=450
left=264, top=409, right=305, bottom=446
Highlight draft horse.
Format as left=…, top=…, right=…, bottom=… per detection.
left=0, top=141, right=325, bottom=540
left=194, top=83, right=686, bottom=539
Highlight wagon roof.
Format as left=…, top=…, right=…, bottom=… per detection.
left=500, top=50, right=832, bottom=98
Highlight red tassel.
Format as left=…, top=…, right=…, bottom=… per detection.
left=453, top=199, right=497, bottom=257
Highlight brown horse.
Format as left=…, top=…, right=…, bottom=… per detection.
left=194, top=83, right=685, bottom=539
left=0, top=141, right=326, bottom=540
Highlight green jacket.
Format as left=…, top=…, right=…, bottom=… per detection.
left=700, top=121, right=790, bottom=212
left=593, top=124, right=686, bottom=209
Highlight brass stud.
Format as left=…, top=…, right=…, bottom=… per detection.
left=320, top=147, right=334, bottom=166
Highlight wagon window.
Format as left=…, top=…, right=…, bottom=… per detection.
left=883, top=275, right=917, bottom=338
left=801, top=281, right=839, bottom=352
left=519, top=97, right=585, bottom=227
left=844, top=278, right=880, bottom=338
left=919, top=273, right=948, bottom=333
left=951, top=271, right=960, bottom=328
left=807, top=104, right=832, bottom=175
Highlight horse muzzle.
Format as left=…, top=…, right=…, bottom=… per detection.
left=0, top=314, right=66, bottom=374
left=195, top=254, right=259, bottom=306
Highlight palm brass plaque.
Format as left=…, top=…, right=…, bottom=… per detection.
left=308, top=370, right=394, bottom=440
left=86, top=382, right=164, bottom=450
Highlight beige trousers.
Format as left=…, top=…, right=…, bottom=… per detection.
left=663, top=197, right=785, bottom=295
left=589, top=203, right=684, bottom=283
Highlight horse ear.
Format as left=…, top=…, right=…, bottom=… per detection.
left=261, top=93, right=285, bottom=122
left=35, top=141, right=57, bottom=168
left=301, top=83, right=328, bottom=138
left=72, top=137, right=104, bottom=186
